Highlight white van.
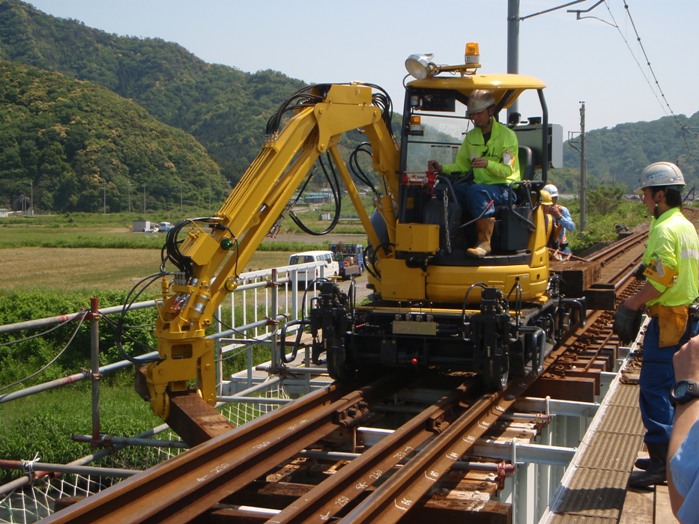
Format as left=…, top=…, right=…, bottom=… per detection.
left=288, top=250, right=339, bottom=286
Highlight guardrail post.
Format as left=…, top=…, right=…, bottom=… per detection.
left=270, top=269, right=281, bottom=372
left=290, top=267, right=299, bottom=321
left=216, top=335, right=223, bottom=397
left=89, top=297, right=101, bottom=445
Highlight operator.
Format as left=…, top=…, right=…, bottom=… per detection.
left=612, top=161, right=699, bottom=490
left=427, top=89, right=520, bottom=258
left=542, top=183, right=575, bottom=260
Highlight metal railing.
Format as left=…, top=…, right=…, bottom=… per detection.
left=0, top=261, right=333, bottom=522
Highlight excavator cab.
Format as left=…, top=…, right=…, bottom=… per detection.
left=364, top=64, right=563, bottom=306
left=398, top=84, right=552, bottom=258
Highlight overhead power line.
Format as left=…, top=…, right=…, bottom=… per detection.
left=604, top=0, right=695, bottom=156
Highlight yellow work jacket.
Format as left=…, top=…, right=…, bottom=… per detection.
left=643, top=207, right=699, bottom=307
left=442, top=120, right=520, bottom=185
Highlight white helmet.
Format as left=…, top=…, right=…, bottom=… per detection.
left=543, top=184, right=559, bottom=198
left=638, top=162, right=685, bottom=190
left=467, top=90, right=496, bottom=116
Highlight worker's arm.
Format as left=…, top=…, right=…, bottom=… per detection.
left=473, top=125, right=520, bottom=183
left=668, top=335, right=699, bottom=516
left=622, top=281, right=661, bottom=311
left=558, top=206, right=575, bottom=232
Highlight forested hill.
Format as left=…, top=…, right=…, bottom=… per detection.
left=560, top=114, right=699, bottom=193
left=1, top=0, right=698, bottom=213
left=0, top=0, right=306, bottom=199
left=0, top=61, right=222, bottom=212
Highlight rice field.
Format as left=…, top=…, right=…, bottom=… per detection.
left=0, top=246, right=294, bottom=292
left=0, top=212, right=363, bottom=292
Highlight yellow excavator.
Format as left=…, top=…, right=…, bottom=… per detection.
left=135, top=44, right=586, bottom=438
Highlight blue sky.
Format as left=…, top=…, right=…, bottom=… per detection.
left=24, top=1, right=699, bottom=137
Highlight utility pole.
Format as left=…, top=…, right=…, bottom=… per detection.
left=567, top=101, right=587, bottom=232
left=143, top=184, right=146, bottom=214
left=102, top=180, right=107, bottom=215
left=506, top=0, right=593, bottom=128
left=507, top=0, right=520, bottom=121
left=579, top=101, right=587, bottom=231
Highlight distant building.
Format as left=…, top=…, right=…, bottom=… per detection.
left=303, top=193, right=330, bottom=204
left=132, top=220, right=153, bottom=232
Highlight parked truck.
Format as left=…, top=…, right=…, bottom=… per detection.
left=329, top=243, right=364, bottom=279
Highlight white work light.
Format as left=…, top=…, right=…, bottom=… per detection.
left=404, top=53, right=435, bottom=80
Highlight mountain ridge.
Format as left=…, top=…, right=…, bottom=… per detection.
left=1, top=0, right=697, bottom=212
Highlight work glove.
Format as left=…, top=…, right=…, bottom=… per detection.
left=613, top=304, right=643, bottom=345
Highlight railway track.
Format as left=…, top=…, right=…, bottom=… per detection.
left=46, top=230, right=650, bottom=523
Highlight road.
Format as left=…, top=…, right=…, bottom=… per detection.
left=336, top=272, right=373, bottom=303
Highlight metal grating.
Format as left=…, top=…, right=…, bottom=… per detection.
left=550, top=467, right=629, bottom=520
left=543, top=373, right=646, bottom=522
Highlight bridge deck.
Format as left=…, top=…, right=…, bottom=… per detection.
left=543, top=348, right=679, bottom=523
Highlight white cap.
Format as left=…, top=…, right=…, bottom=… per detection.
left=543, top=184, right=558, bottom=198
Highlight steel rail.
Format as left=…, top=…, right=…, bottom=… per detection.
left=44, top=374, right=411, bottom=523
left=268, top=382, right=475, bottom=523
left=340, top=363, right=559, bottom=522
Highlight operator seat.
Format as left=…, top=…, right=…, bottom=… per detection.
left=519, top=146, right=535, bottom=181
left=490, top=146, right=537, bottom=254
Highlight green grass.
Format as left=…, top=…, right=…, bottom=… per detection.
left=0, top=383, right=165, bottom=483
left=0, top=209, right=366, bottom=250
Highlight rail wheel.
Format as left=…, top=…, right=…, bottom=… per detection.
left=326, top=341, right=357, bottom=382
left=482, top=354, right=509, bottom=391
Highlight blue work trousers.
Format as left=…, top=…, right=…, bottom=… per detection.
left=453, top=183, right=512, bottom=219
left=639, top=317, right=699, bottom=445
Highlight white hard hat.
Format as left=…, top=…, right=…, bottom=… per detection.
left=467, top=90, right=496, bottom=116
left=638, top=161, right=685, bottom=190
left=543, top=184, right=559, bottom=198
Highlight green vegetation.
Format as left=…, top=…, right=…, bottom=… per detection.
left=557, top=116, right=699, bottom=194
left=0, top=285, right=280, bottom=483
left=0, top=384, right=166, bottom=483
left=0, top=0, right=307, bottom=194
left=0, top=290, right=157, bottom=383
left=0, top=209, right=365, bottom=251
left=0, top=289, right=162, bottom=482
left=556, top=186, right=651, bottom=253
left=0, top=61, right=224, bottom=213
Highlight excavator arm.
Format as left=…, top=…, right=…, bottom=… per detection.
left=140, top=83, right=400, bottom=420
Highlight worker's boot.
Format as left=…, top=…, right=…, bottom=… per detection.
left=629, top=441, right=668, bottom=489
left=634, top=442, right=659, bottom=470
left=634, top=456, right=651, bottom=471
left=466, top=217, right=495, bottom=258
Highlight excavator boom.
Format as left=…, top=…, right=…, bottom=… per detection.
left=139, top=84, right=399, bottom=422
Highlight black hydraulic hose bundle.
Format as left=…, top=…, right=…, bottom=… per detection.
left=349, top=142, right=380, bottom=198
left=288, top=152, right=342, bottom=236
